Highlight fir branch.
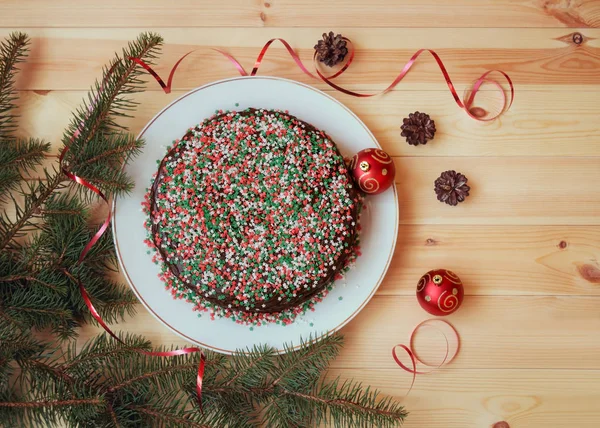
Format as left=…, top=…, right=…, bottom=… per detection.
left=64, top=269, right=138, bottom=324
left=0, top=274, right=62, bottom=292
left=0, top=32, right=29, bottom=140
left=271, top=334, right=343, bottom=390
left=126, top=405, right=210, bottom=428
left=22, top=358, right=76, bottom=387
left=62, top=332, right=151, bottom=373
left=0, top=327, right=45, bottom=358
left=0, top=289, right=76, bottom=340
left=74, top=132, right=144, bottom=169
left=297, top=378, right=407, bottom=428
left=0, top=398, right=104, bottom=408
left=40, top=209, right=84, bottom=216
left=106, top=402, right=119, bottom=427
left=0, top=32, right=162, bottom=252
left=74, top=165, right=134, bottom=196
left=107, top=362, right=198, bottom=393
left=0, top=172, right=66, bottom=251
left=0, top=139, right=50, bottom=202
left=61, top=33, right=162, bottom=162
left=224, top=344, right=276, bottom=389
left=1, top=139, right=50, bottom=171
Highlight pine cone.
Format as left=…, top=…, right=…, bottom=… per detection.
left=314, top=32, right=348, bottom=67
left=434, top=170, right=470, bottom=206
left=400, top=111, right=436, bottom=146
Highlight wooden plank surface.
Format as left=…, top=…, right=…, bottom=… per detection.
left=1, top=1, right=600, bottom=28
left=327, top=369, right=600, bottom=428
left=381, top=225, right=600, bottom=296
left=0, top=28, right=598, bottom=92
left=3, top=1, right=600, bottom=427
left=14, top=90, right=600, bottom=157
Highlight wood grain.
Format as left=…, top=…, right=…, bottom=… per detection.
left=334, top=295, right=600, bottom=369
left=0, top=28, right=598, bottom=91
left=1, top=0, right=600, bottom=28
left=393, top=156, right=600, bottom=225
left=13, top=90, right=600, bottom=157
left=326, top=369, right=600, bottom=428
left=381, top=225, right=600, bottom=296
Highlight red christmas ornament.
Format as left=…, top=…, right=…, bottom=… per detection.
left=416, top=269, right=464, bottom=316
left=348, top=148, right=395, bottom=195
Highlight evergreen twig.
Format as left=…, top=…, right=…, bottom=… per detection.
left=0, top=398, right=105, bottom=408
left=0, top=32, right=161, bottom=252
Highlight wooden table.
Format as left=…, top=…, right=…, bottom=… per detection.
left=2, top=1, right=599, bottom=427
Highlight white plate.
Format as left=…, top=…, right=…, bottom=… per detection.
left=113, top=76, right=398, bottom=354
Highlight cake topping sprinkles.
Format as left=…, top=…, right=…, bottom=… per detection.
left=142, top=108, right=361, bottom=325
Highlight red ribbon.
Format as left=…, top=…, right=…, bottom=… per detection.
left=132, top=37, right=512, bottom=121
left=391, top=319, right=460, bottom=396
left=59, top=63, right=206, bottom=412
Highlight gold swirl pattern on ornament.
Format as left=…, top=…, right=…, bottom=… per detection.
left=438, top=290, right=459, bottom=313
left=359, top=176, right=380, bottom=194
left=348, top=154, right=358, bottom=171
left=371, top=149, right=393, bottom=164
left=444, top=270, right=462, bottom=285
left=416, top=273, right=430, bottom=292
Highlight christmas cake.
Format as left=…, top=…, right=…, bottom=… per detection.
left=143, top=108, right=361, bottom=325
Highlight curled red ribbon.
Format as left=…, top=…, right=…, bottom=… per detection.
left=132, top=37, right=512, bottom=121
left=59, top=63, right=206, bottom=412
left=392, top=319, right=460, bottom=396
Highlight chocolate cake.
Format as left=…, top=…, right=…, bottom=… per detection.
left=143, top=108, right=361, bottom=325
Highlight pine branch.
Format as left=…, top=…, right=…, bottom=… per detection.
left=0, top=398, right=104, bottom=408
left=64, top=269, right=138, bottom=324
left=0, top=327, right=45, bottom=358
left=0, top=291, right=76, bottom=340
left=20, top=358, right=77, bottom=394
left=1, top=138, right=50, bottom=171
left=74, top=131, right=144, bottom=169
left=107, top=362, right=199, bottom=393
left=62, top=332, right=151, bottom=374
left=271, top=334, right=343, bottom=390
left=299, top=378, right=407, bottom=428
left=0, top=324, right=46, bottom=386
left=224, top=344, right=276, bottom=389
left=0, top=274, right=63, bottom=293
left=0, top=32, right=162, bottom=252
left=0, top=32, right=29, bottom=141
left=1, top=332, right=407, bottom=427
left=0, top=171, right=66, bottom=251
left=126, top=405, right=211, bottom=428
left=0, top=138, right=51, bottom=202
